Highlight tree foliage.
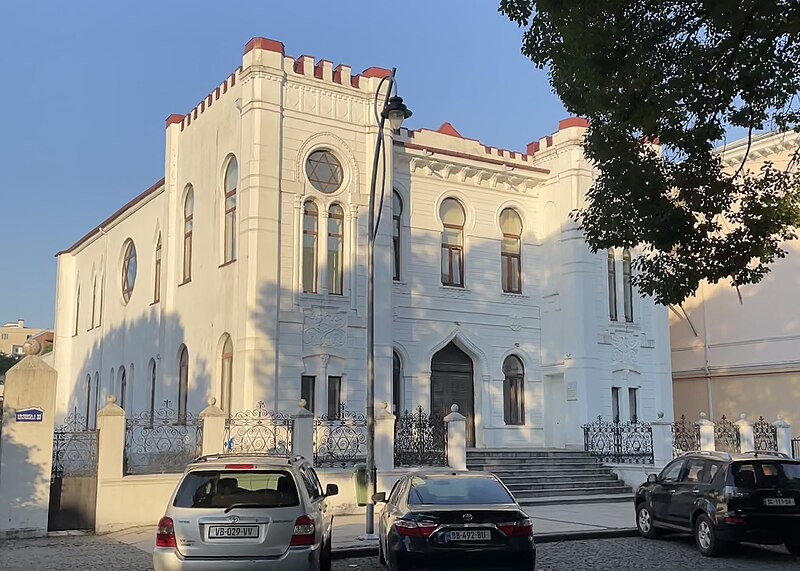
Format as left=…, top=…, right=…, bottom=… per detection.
left=0, top=354, right=20, bottom=377
left=501, top=0, right=800, bottom=304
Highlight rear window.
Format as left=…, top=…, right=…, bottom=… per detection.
left=408, top=476, right=514, bottom=505
left=173, top=470, right=300, bottom=509
left=733, top=461, right=800, bottom=490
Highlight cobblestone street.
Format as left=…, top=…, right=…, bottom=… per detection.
left=0, top=533, right=794, bottom=570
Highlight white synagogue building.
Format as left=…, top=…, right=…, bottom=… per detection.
left=52, top=37, right=673, bottom=449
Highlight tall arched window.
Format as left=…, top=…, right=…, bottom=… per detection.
left=440, top=198, right=465, bottom=287
left=178, top=345, right=189, bottom=424
left=223, top=157, right=238, bottom=264
left=623, top=248, right=633, bottom=322
left=91, top=372, right=99, bottom=428
left=98, top=274, right=104, bottom=326
left=148, top=358, right=157, bottom=422
left=328, top=204, right=344, bottom=295
left=608, top=249, right=618, bottom=321
left=500, top=208, right=523, bottom=293
left=393, top=191, right=402, bottom=281
left=220, top=334, right=233, bottom=415
left=153, top=234, right=162, bottom=303
left=73, top=285, right=80, bottom=336
left=392, top=351, right=402, bottom=415
left=503, top=355, right=525, bottom=426
left=119, top=367, right=127, bottom=410
left=183, top=187, right=194, bottom=283
left=90, top=275, right=97, bottom=329
left=303, top=201, right=319, bottom=293
left=85, top=374, right=93, bottom=429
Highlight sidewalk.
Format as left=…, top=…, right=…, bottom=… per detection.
left=106, top=501, right=638, bottom=558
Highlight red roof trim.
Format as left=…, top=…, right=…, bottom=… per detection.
left=558, top=117, right=589, bottom=130
left=243, top=37, right=285, bottom=56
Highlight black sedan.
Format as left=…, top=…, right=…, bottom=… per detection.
left=373, top=470, right=535, bottom=571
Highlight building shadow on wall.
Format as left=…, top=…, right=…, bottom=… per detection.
left=0, top=422, right=47, bottom=538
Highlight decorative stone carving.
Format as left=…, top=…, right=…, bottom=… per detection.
left=509, top=315, right=522, bottom=332
left=303, top=309, right=347, bottom=348
left=610, top=332, right=639, bottom=364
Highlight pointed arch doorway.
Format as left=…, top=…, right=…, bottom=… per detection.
left=431, top=342, right=475, bottom=447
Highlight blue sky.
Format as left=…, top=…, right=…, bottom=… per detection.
left=0, top=1, right=566, bottom=329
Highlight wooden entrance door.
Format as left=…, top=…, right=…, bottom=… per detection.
left=431, top=342, right=475, bottom=447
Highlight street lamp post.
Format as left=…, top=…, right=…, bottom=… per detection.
left=365, top=68, right=411, bottom=536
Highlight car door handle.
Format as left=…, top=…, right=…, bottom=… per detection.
left=669, top=489, right=676, bottom=494
left=692, top=489, right=702, bottom=496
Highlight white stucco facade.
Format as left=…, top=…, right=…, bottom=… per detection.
left=52, top=37, right=672, bottom=448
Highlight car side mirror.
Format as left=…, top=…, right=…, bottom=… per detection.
left=372, top=491, right=387, bottom=503
left=325, top=484, right=339, bottom=497
left=647, top=473, right=658, bottom=484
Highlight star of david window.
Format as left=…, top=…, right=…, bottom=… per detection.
left=305, top=150, right=343, bottom=194
left=121, top=238, right=137, bottom=303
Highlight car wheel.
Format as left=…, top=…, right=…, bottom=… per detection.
left=695, top=514, right=726, bottom=557
left=320, top=535, right=332, bottom=571
left=636, top=504, right=660, bottom=539
left=786, top=541, right=800, bottom=556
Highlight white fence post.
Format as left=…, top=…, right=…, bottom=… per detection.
left=374, top=402, right=395, bottom=471
left=774, top=416, right=792, bottom=456
left=736, top=413, right=754, bottom=453
left=200, top=397, right=226, bottom=456
left=95, top=395, right=126, bottom=533
left=292, top=400, right=314, bottom=463
left=445, top=404, right=467, bottom=471
left=652, top=412, right=674, bottom=466
left=698, top=412, right=716, bottom=452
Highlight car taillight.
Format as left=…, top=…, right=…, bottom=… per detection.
left=498, top=518, right=534, bottom=537
left=290, top=515, right=316, bottom=546
left=224, top=464, right=255, bottom=470
left=392, top=520, right=437, bottom=538
left=156, top=516, right=177, bottom=548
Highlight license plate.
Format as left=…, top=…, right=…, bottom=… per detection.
left=447, top=529, right=491, bottom=541
left=764, top=498, right=795, bottom=506
left=208, top=525, right=260, bottom=539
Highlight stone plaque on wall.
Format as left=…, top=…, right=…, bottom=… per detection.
left=566, top=381, right=578, bottom=401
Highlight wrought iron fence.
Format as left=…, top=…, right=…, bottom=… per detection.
left=394, top=406, right=447, bottom=467
left=752, top=416, right=778, bottom=452
left=582, top=416, right=654, bottom=464
left=313, top=404, right=367, bottom=468
left=124, top=400, right=202, bottom=475
left=713, top=415, right=741, bottom=454
left=793, top=438, right=800, bottom=459
left=672, top=415, right=700, bottom=455
left=224, top=402, right=293, bottom=455
left=52, top=408, right=98, bottom=478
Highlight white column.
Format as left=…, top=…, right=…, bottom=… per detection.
left=774, top=416, right=792, bottom=456
left=374, top=401, right=395, bottom=471
left=95, top=395, right=126, bottom=533
left=292, top=400, right=314, bottom=463
left=200, top=397, right=227, bottom=455
left=349, top=204, right=359, bottom=312
left=735, top=413, right=754, bottom=453
left=651, top=412, right=674, bottom=467
left=293, top=194, right=303, bottom=306
left=698, top=412, right=715, bottom=452
left=445, top=404, right=467, bottom=470
left=319, top=209, right=330, bottom=295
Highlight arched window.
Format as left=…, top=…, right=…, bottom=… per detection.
left=503, top=355, right=525, bottom=426
left=153, top=234, right=162, bottom=303
left=183, top=188, right=194, bottom=283
left=98, top=274, right=104, bottom=326
left=500, top=208, right=523, bottom=293
left=91, top=372, right=99, bottom=428
left=121, top=239, right=137, bottom=303
left=119, top=367, right=127, bottom=410
left=220, top=335, right=233, bottom=415
left=148, top=358, right=157, bottom=422
left=328, top=204, right=344, bottom=295
left=392, top=351, right=402, bottom=415
left=85, top=374, right=92, bottom=429
left=608, top=249, right=618, bottom=321
left=223, top=157, right=238, bottom=264
left=178, top=345, right=189, bottom=424
left=393, top=191, right=402, bottom=281
left=303, top=201, right=319, bottom=293
left=73, top=285, right=80, bottom=336
left=90, top=275, right=97, bottom=329
left=623, top=248, right=633, bottom=322
left=440, top=198, right=465, bottom=287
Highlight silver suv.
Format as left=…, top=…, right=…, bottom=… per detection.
left=153, top=454, right=337, bottom=571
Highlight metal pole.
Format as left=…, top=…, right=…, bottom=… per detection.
left=365, top=70, right=395, bottom=536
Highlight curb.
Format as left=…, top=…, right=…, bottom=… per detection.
left=331, top=528, right=639, bottom=560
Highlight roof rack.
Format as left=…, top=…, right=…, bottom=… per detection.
left=739, top=450, right=790, bottom=459
left=680, top=450, right=732, bottom=460
left=191, top=453, right=307, bottom=464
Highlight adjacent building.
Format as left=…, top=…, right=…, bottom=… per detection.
left=671, top=130, right=800, bottom=425
left=52, top=37, right=673, bottom=448
left=0, top=320, right=47, bottom=357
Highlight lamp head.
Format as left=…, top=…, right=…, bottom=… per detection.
left=382, top=95, right=412, bottom=130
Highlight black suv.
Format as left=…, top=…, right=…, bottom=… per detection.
left=635, top=450, right=800, bottom=557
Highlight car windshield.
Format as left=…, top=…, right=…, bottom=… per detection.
left=733, top=461, right=800, bottom=490
left=408, top=476, right=514, bottom=505
left=173, top=470, right=300, bottom=509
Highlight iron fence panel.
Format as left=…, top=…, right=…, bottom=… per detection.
left=582, top=416, right=654, bottom=464
left=313, top=404, right=367, bottom=468
left=394, top=406, right=447, bottom=467
left=124, top=400, right=202, bottom=475
left=714, top=415, right=741, bottom=454
left=672, top=415, right=700, bottom=455
left=752, top=416, right=778, bottom=453
left=51, top=408, right=98, bottom=478
left=224, top=402, right=293, bottom=455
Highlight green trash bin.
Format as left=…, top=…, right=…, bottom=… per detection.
left=353, top=463, right=368, bottom=506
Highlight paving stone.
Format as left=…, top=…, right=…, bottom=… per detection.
left=0, top=534, right=154, bottom=571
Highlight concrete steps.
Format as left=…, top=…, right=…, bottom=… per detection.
left=467, top=448, right=633, bottom=506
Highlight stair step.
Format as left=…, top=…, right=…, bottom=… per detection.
left=500, top=474, right=619, bottom=485
left=512, top=486, right=632, bottom=498
left=518, top=493, right=635, bottom=507
left=481, top=468, right=614, bottom=477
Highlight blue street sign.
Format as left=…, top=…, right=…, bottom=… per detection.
left=16, top=408, right=44, bottom=422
